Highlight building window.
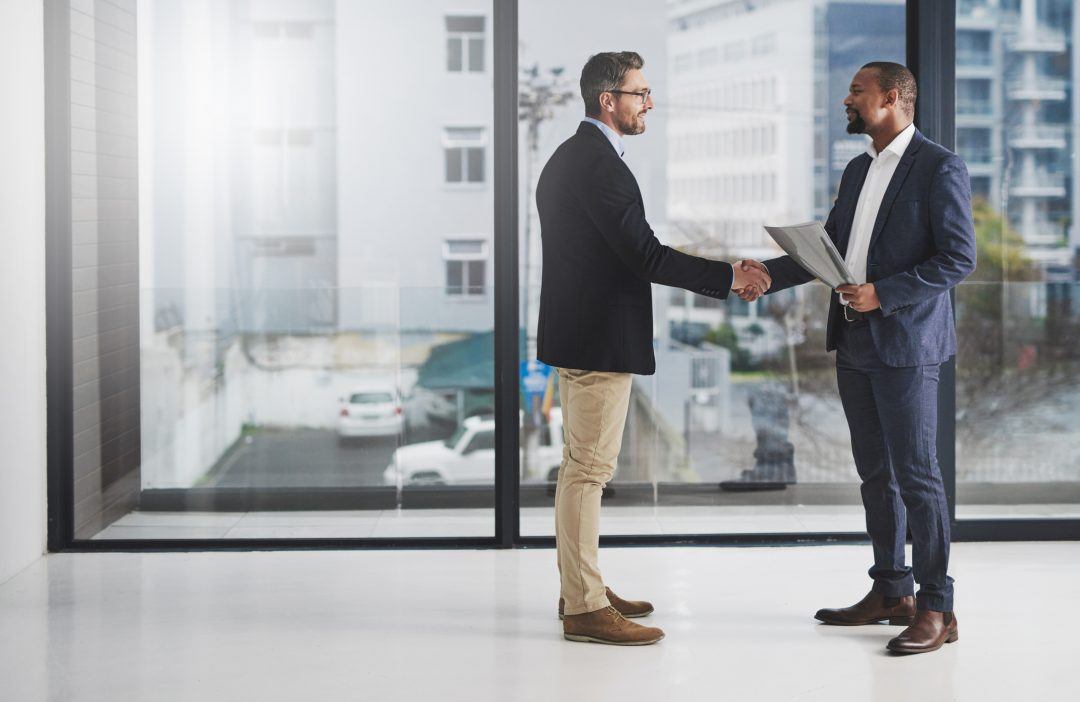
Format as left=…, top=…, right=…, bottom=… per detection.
left=444, top=127, right=486, bottom=184
left=751, top=33, right=777, bottom=57
left=444, top=239, right=488, bottom=297
left=446, top=15, right=485, bottom=72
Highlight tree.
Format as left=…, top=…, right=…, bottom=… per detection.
left=704, top=322, right=754, bottom=371
left=963, top=197, right=1040, bottom=318
left=954, top=198, right=1059, bottom=454
left=957, top=197, right=1040, bottom=374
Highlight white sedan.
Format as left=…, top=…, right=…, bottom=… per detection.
left=337, top=386, right=404, bottom=441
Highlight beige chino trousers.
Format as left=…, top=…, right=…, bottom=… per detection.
left=554, top=367, right=634, bottom=616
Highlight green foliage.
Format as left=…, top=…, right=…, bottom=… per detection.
left=961, top=197, right=1041, bottom=326
left=705, top=322, right=755, bottom=371
left=969, top=197, right=1041, bottom=283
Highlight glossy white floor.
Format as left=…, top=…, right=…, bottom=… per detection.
left=1, top=542, right=1077, bottom=702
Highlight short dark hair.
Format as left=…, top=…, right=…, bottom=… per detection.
left=861, top=61, right=917, bottom=116
left=580, top=52, right=644, bottom=116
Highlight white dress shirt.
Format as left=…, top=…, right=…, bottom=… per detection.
left=582, top=117, right=625, bottom=158
left=843, top=122, right=916, bottom=300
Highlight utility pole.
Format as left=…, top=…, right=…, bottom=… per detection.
left=518, top=62, right=574, bottom=478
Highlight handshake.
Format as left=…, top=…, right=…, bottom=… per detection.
left=731, top=260, right=771, bottom=302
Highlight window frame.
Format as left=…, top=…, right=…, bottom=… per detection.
left=445, top=14, right=486, bottom=73
left=45, top=0, right=1080, bottom=553
left=443, top=126, right=488, bottom=186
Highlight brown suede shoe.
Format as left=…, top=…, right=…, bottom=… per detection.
left=558, top=587, right=654, bottom=620
left=563, top=606, right=665, bottom=646
left=814, top=590, right=916, bottom=626
left=887, top=610, right=958, bottom=655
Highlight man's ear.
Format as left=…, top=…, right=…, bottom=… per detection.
left=599, top=92, right=616, bottom=114
left=884, top=88, right=900, bottom=109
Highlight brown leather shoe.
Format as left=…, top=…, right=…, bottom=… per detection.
left=558, top=587, right=654, bottom=620
left=814, top=590, right=916, bottom=626
left=887, top=610, right=959, bottom=654
left=563, top=606, right=665, bottom=646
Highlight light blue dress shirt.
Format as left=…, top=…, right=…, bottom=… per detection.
left=582, top=117, right=624, bottom=158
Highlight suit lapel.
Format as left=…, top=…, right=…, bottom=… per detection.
left=578, top=122, right=643, bottom=205
left=866, top=130, right=924, bottom=253
left=837, top=155, right=872, bottom=256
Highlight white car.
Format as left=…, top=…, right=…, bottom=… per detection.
left=383, top=413, right=563, bottom=485
left=337, top=385, right=404, bottom=441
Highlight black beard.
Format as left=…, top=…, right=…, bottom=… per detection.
left=846, top=111, right=866, bottom=135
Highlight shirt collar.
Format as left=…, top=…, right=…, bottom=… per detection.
left=582, top=117, right=625, bottom=158
left=866, top=122, right=916, bottom=161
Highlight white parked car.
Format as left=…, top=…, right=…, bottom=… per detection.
left=337, top=385, right=404, bottom=441
left=383, top=413, right=563, bottom=485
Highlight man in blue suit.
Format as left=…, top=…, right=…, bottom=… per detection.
left=742, top=62, right=976, bottom=654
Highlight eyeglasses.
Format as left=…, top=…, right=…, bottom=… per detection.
left=609, top=88, right=652, bottom=104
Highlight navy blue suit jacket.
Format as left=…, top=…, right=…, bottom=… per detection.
left=763, top=129, right=977, bottom=367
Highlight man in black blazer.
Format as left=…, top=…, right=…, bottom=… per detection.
left=742, top=62, right=976, bottom=654
left=537, top=51, right=770, bottom=646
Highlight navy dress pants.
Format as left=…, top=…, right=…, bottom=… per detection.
left=835, top=319, right=954, bottom=612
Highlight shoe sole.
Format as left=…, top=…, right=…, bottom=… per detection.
left=886, top=632, right=959, bottom=655
left=559, top=609, right=653, bottom=621
left=564, top=633, right=664, bottom=646
left=814, top=615, right=915, bottom=626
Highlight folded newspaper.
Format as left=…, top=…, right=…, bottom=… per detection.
left=762, top=221, right=857, bottom=289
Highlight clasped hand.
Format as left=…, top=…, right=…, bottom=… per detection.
left=732, top=260, right=772, bottom=301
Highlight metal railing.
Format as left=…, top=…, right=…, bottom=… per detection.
left=1005, top=25, right=1067, bottom=52
left=1007, top=78, right=1068, bottom=100
left=1010, top=171, right=1067, bottom=194
left=1008, top=124, right=1068, bottom=145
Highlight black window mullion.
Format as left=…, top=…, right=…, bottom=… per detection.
left=907, top=0, right=958, bottom=522
left=493, top=0, right=520, bottom=547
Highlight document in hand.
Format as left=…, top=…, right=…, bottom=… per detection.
left=763, top=221, right=857, bottom=289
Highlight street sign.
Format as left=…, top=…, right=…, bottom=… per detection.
left=520, top=359, right=552, bottom=398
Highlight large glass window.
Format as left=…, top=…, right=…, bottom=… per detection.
left=59, top=0, right=496, bottom=540
left=57, top=0, right=1080, bottom=547
left=954, top=0, right=1080, bottom=519
left=519, top=0, right=904, bottom=536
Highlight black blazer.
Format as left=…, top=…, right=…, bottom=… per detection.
left=536, top=122, right=734, bottom=375
left=763, top=129, right=976, bottom=367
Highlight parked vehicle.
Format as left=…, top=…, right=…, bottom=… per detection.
left=421, top=388, right=496, bottom=428
left=383, top=413, right=563, bottom=485
left=337, top=384, right=404, bottom=441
